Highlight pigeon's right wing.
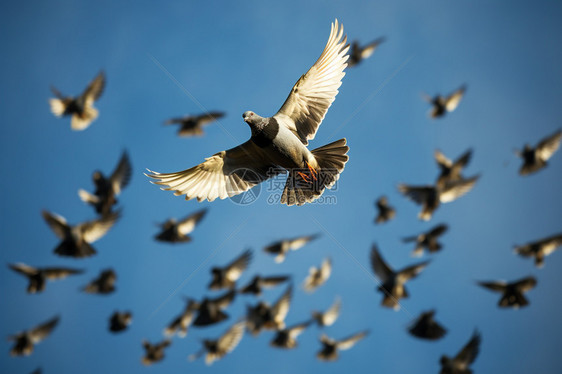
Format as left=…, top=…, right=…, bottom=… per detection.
left=50, top=86, right=65, bottom=99
left=454, top=330, right=481, bottom=366
left=212, top=290, right=236, bottom=310
left=321, top=297, right=342, bottom=326
left=429, top=224, right=448, bottom=238
left=271, top=285, right=293, bottom=324
left=397, top=184, right=435, bottom=206
left=29, top=316, right=60, bottom=343
left=81, top=71, right=106, bottom=103
left=370, top=244, right=393, bottom=282
left=9, top=263, right=38, bottom=277
left=289, top=234, right=320, bottom=250
left=42, top=211, right=70, bottom=239
left=439, top=176, right=479, bottom=203
left=146, top=140, right=280, bottom=202
left=536, top=130, right=562, bottom=161
left=274, top=20, right=349, bottom=145
left=195, top=112, right=225, bottom=127
left=454, top=149, right=473, bottom=169
left=217, top=321, right=245, bottom=354
left=110, top=151, right=132, bottom=195
left=225, top=249, right=253, bottom=282
left=80, top=210, right=120, bottom=243
left=478, top=280, right=507, bottom=293
left=43, top=267, right=84, bottom=280
left=359, top=37, right=385, bottom=59
left=177, top=209, right=208, bottom=236
left=261, top=275, right=291, bottom=288
left=397, top=261, right=430, bottom=283
left=513, top=276, right=537, bottom=292
left=539, top=234, right=562, bottom=255
left=336, top=330, right=368, bottom=350
left=434, top=150, right=452, bottom=169
left=444, top=85, right=466, bottom=112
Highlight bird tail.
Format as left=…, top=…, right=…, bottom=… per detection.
left=49, top=98, right=67, bottom=116
left=71, top=106, right=98, bottom=131
left=281, top=139, right=349, bottom=206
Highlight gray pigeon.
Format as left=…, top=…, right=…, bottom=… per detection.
left=146, top=20, right=350, bottom=206
left=164, top=299, right=198, bottom=338
left=188, top=321, right=245, bottom=365
left=263, top=234, right=320, bottom=263
left=154, top=208, right=208, bottom=243
left=514, top=233, right=562, bottom=267
left=311, top=296, right=341, bottom=327
left=402, top=224, right=448, bottom=256
left=316, top=330, right=368, bottom=361
left=192, top=290, right=236, bottom=327
left=370, top=245, right=429, bottom=310
left=302, top=257, right=332, bottom=292
left=164, top=111, right=225, bottom=137
left=347, top=38, right=385, bottom=68
left=209, top=249, right=252, bottom=290
left=8, top=316, right=60, bottom=356
left=434, top=149, right=472, bottom=187
left=9, top=263, right=83, bottom=293
left=515, top=129, right=561, bottom=175
left=246, top=285, right=292, bottom=335
left=82, top=269, right=117, bottom=294
left=408, top=310, right=447, bottom=340
left=374, top=196, right=396, bottom=224
left=439, top=330, right=481, bottom=374
left=141, top=339, right=171, bottom=365
left=478, top=276, right=537, bottom=309
left=49, top=71, right=105, bottom=130
left=422, top=85, right=466, bottom=119
left=270, top=320, right=311, bottom=349
left=109, top=311, right=132, bottom=333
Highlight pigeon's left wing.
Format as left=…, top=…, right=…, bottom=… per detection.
left=29, top=316, right=60, bottom=343
left=513, top=276, right=537, bottom=292
left=370, top=244, right=393, bottom=282
left=536, top=129, right=562, bottom=161
left=80, top=210, right=120, bottom=243
left=177, top=209, right=208, bottom=236
left=81, top=71, right=106, bottom=103
left=110, top=151, right=132, bottom=195
left=397, top=261, right=430, bottom=283
left=444, top=85, right=466, bottom=112
left=335, top=330, right=368, bottom=350
left=225, top=249, right=253, bottom=282
left=360, top=37, right=385, bottom=59
left=217, top=321, right=245, bottom=355
left=454, top=330, right=481, bottom=366
left=274, top=20, right=349, bottom=145
left=43, top=267, right=84, bottom=280
left=439, top=176, right=479, bottom=203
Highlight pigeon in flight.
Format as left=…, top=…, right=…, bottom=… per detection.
left=302, top=257, right=332, bottom=292
left=408, top=310, right=447, bottom=340
left=434, top=149, right=473, bottom=187
left=374, top=196, right=396, bottom=224
left=49, top=71, right=105, bottom=130
left=164, top=111, right=225, bottom=137
left=311, top=296, right=341, bottom=327
left=82, top=269, right=117, bottom=294
left=9, top=263, right=83, bottom=293
left=154, top=208, right=208, bottom=243
left=147, top=20, right=350, bottom=206
left=422, top=84, right=467, bottom=119
left=141, top=339, right=171, bottom=365
left=347, top=38, right=385, bottom=68
left=439, top=330, right=481, bottom=374
left=402, top=224, right=449, bottom=256
left=370, top=245, right=429, bottom=310
left=263, top=234, right=320, bottom=263
left=163, top=299, right=199, bottom=338
left=478, top=276, right=537, bottom=309
left=8, top=316, right=60, bottom=356
left=78, top=151, right=132, bottom=216
left=246, top=285, right=292, bottom=335
left=270, top=320, right=311, bottom=349
left=42, top=210, right=120, bottom=258
left=208, top=249, right=252, bottom=290
left=316, top=330, right=368, bottom=361
left=398, top=176, right=479, bottom=221
left=238, top=274, right=290, bottom=296
left=515, top=129, right=561, bottom=175
left=109, top=311, right=132, bottom=333
left=189, top=320, right=245, bottom=365
left=192, top=290, right=236, bottom=327
left=514, top=233, right=562, bottom=267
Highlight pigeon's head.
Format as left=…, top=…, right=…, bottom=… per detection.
left=243, top=111, right=263, bottom=127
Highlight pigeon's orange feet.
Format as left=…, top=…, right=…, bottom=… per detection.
left=306, top=162, right=318, bottom=181
left=297, top=171, right=312, bottom=183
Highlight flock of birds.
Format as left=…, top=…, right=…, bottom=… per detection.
left=7, top=19, right=562, bottom=374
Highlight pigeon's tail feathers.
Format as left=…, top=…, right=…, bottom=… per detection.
left=281, top=139, right=349, bottom=206
left=71, top=106, right=98, bottom=131
left=49, top=98, right=66, bottom=117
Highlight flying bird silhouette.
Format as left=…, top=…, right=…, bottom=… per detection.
left=141, top=339, right=171, bottom=365
left=316, top=330, right=368, bottom=361
left=8, top=315, right=60, bottom=356
left=42, top=210, right=120, bottom=258
left=347, top=38, right=385, bottom=68
left=514, top=233, right=562, bottom=267
left=434, top=149, right=473, bottom=187
left=164, top=299, right=199, bottom=338
left=146, top=20, right=350, bottom=206
left=270, top=320, right=311, bottom=349
left=238, top=274, right=290, bottom=296
left=154, top=208, right=208, bottom=243
left=209, top=249, right=252, bottom=290
left=82, top=269, right=117, bottom=294
left=439, top=330, right=481, bottom=374
left=408, top=310, right=447, bottom=340
left=49, top=71, right=105, bottom=130
left=109, top=311, right=132, bottom=333
left=78, top=151, right=132, bottom=216
left=478, top=276, right=537, bottom=308
left=302, top=257, right=332, bottom=292
left=311, top=296, right=341, bottom=327
left=9, top=263, right=83, bottom=293
left=402, top=224, right=449, bottom=256
left=515, top=129, right=561, bottom=175
left=246, top=285, right=292, bottom=335
left=374, top=196, right=396, bottom=224
left=422, top=84, right=466, bottom=119
left=263, top=234, right=320, bottom=263
left=189, top=320, right=245, bottom=365
left=164, top=111, right=225, bottom=137
left=192, top=290, right=236, bottom=327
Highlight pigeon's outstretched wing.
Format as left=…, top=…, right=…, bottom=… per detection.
left=81, top=71, right=106, bottom=103
left=370, top=245, right=393, bottom=283
left=29, top=316, right=60, bottom=343
left=177, top=209, right=208, bottom=236
left=274, top=20, right=349, bottom=145
left=146, top=140, right=280, bottom=202
left=444, top=85, right=466, bottom=112
left=536, top=129, right=562, bottom=161
left=42, top=211, right=70, bottom=239
left=80, top=211, right=121, bottom=243
left=336, top=330, right=369, bottom=350
left=110, top=151, right=132, bottom=196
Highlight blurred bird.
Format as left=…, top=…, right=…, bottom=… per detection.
left=141, top=339, right=171, bottom=365
left=439, top=330, right=481, bottom=374
left=8, top=315, right=60, bottom=356
left=164, top=111, right=225, bottom=137
left=408, top=310, right=447, bottom=340
left=189, top=320, right=245, bottom=365
left=370, top=245, right=430, bottom=310
left=109, top=311, right=132, bottom=333
left=434, top=149, right=472, bottom=187
left=311, top=296, right=341, bottom=327
left=164, top=299, right=199, bottom=338
left=209, top=249, right=252, bottom=290
left=422, top=84, right=466, bottom=119
left=347, top=38, right=385, bottom=68
left=49, top=71, right=105, bottom=130
left=398, top=176, right=479, bottom=221
left=515, top=129, right=561, bottom=175
left=302, top=257, right=332, bottom=292
left=146, top=20, right=350, bottom=206
left=270, top=320, right=311, bottom=349
left=9, top=263, right=83, bottom=293
left=42, top=210, right=120, bottom=258
left=402, top=224, right=449, bottom=256
left=192, top=290, right=236, bottom=327
left=239, top=274, right=290, bottom=296
left=316, top=330, right=368, bottom=361
left=154, top=208, right=208, bottom=243
left=263, top=234, right=320, bottom=263
left=478, top=276, right=537, bottom=309
left=78, top=151, right=132, bottom=216
left=374, top=196, right=396, bottom=224
left=514, top=233, right=562, bottom=267
left=246, top=285, right=292, bottom=335
left=83, top=269, right=116, bottom=294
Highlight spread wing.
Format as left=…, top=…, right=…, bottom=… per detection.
left=370, top=244, right=394, bottom=282
left=110, top=151, right=132, bottom=195
left=397, top=184, right=435, bottom=205
left=29, top=316, right=60, bottom=343
left=439, top=176, right=479, bottom=203
left=271, top=285, right=293, bottom=324
left=225, top=249, right=253, bottom=282
left=434, top=150, right=452, bottom=169
left=211, top=290, right=236, bottom=310
left=336, top=330, right=368, bottom=350
left=513, top=276, right=537, bottom=293
left=536, top=129, right=562, bottom=161
left=273, top=19, right=349, bottom=145
left=289, top=234, right=320, bottom=250
left=261, top=275, right=290, bottom=288
left=539, top=234, right=562, bottom=255
left=80, top=210, right=120, bottom=243
left=444, top=84, right=466, bottom=112
left=478, top=280, right=507, bottom=293
left=454, top=330, right=481, bottom=366
left=146, top=140, right=280, bottom=202
left=9, top=263, right=38, bottom=277
left=322, top=297, right=342, bottom=326
left=81, top=71, right=105, bottom=103
left=42, top=211, right=69, bottom=239
left=217, top=321, right=245, bottom=354
left=360, top=37, right=385, bottom=60
left=428, top=224, right=448, bottom=238
left=43, top=267, right=84, bottom=279
left=396, top=261, right=430, bottom=283
left=177, top=208, right=208, bottom=236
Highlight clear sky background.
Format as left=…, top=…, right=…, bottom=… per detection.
left=2, top=0, right=562, bottom=373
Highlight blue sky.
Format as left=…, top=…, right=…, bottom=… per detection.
left=2, top=0, right=562, bottom=373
